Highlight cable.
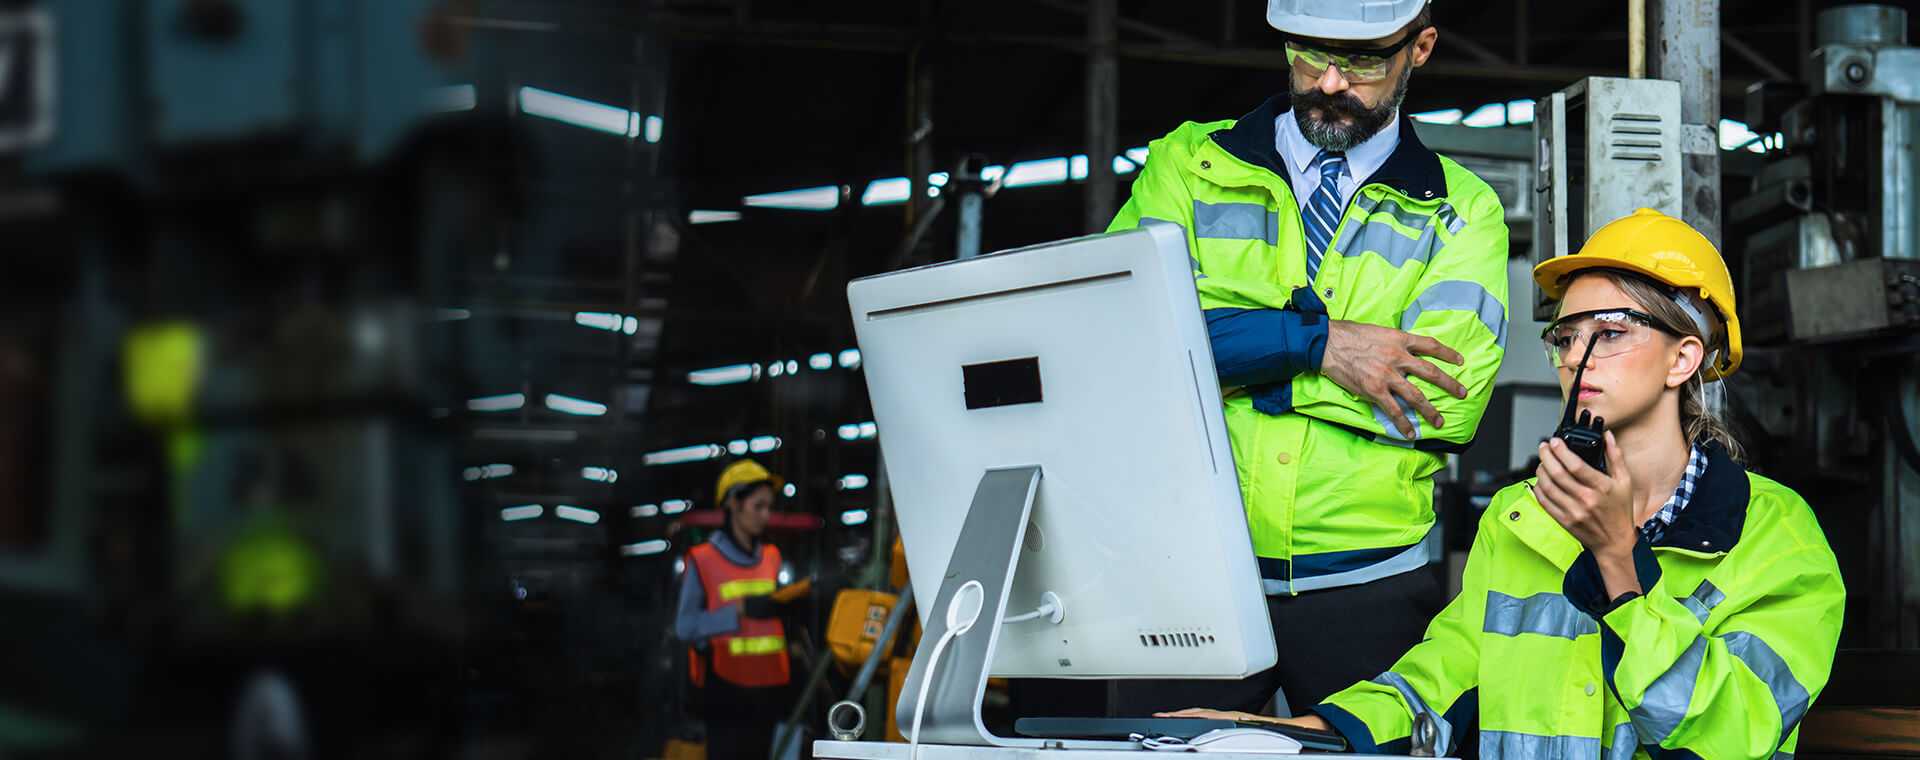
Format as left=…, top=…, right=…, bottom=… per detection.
left=909, top=580, right=984, bottom=760
left=1000, top=592, right=1064, bottom=625
left=907, top=630, right=958, bottom=760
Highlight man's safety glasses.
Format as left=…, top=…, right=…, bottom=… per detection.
left=1282, top=27, right=1427, bottom=83
left=1539, top=308, right=1683, bottom=368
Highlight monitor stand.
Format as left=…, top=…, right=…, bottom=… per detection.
left=891, top=466, right=1129, bottom=751
left=828, top=465, right=1437, bottom=760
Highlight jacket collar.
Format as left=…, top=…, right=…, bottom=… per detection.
left=710, top=529, right=763, bottom=567
left=1653, top=440, right=1748, bottom=554
left=1207, top=94, right=1449, bottom=201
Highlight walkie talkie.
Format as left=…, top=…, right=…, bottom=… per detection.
left=1555, top=333, right=1609, bottom=473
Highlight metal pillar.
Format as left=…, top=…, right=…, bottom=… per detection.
left=907, top=64, right=935, bottom=245
left=954, top=155, right=989, bottom=260
left=906, top=0, right=937, bottom=262
left=1514, top=0, right=1529, bottom=65
left=1647, top=0, right=1722, bottom=248
left=1085, top=0, right=1117, bottom=233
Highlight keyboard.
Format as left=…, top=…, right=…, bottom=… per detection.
left=1014, top=717, right=1349, bottom=752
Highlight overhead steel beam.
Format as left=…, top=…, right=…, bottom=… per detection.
left=1446, top=33, right=1511, bottom=65
left=470, top=12, right=1760, bottom=97
left=1037, top=0, right=1204, bottom=46
left=1724, top=32, right=1792, bottom=82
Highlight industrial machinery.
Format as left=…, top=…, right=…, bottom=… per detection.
left=1726, top=4, right=1920, bottom=656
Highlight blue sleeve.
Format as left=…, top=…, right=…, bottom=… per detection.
left=674, top=560, right=741, bottom=646
left=1204, top=307, right=1330, bottom=387
left=1563, top=539, right=1663, bottom=619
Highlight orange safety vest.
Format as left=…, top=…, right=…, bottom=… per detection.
left=686, top=539, right=790, bottom=689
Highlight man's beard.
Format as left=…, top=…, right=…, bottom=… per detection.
left=1291, top=63, right=1412, bottom=153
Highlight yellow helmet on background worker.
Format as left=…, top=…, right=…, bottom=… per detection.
left=1532, top=208, right=1742, bottom=378
left=714, top=459, right=784, bottom=507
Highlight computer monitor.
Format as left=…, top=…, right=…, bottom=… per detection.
left=848, top=226, right=1277, bottom=748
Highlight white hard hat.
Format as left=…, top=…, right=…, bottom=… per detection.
left=1266, top=0, right=1429, bottom=41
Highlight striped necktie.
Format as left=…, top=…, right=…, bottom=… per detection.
left=1303, top=150, right=1347, bottom=282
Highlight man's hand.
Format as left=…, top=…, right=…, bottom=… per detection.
left=1321, top=320, right=1469, bottom=437
left=1154, top=708, right=1333, bottom=732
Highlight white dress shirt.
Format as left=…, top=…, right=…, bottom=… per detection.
left=1274, top=109, right=1402, bottom=214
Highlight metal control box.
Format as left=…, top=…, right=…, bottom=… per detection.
left=1531, top=77, right=1684, bottom=318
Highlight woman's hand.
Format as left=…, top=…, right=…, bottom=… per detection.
left=1153, top=708, right=1332, bottom=732
left=1533, top=431, right=1643, bottom=597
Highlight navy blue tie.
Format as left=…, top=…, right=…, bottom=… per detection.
left=1303, top=150, right=1347, bottom=282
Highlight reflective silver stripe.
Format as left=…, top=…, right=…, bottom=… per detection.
left=1192, top=201, right=1277, bottom=244
left=1724, top=631, right=1814, bottom=747
left=1366, top=196, right=1434, bottom=234
left=1401, top=279, right=1509, bottom=347
left=1481, top=730, right=1603, bottom=760
left=1264, top=540, right=1429, bottom=594
left=1681, top=579, right=1726, bottom=624
left=1629, top=630, right=1813, bottom=750
left=1607, top=722, right=1642, bottom=760
left=1484, top=591, right=1599, bottom=639
left=1360, top=229, right=1435, bottom=268
left=1141, top=217, right=1204, bottom=277
left=1335, top=195, right=1439, bottom=269
left=1436, top=204, right=1466, bottom=235
left=1629, top=635, right=1708, bottom=743
left=1372, top=671, right=1452, bottom=755
left=1482, top=726, right=1641, bottom=760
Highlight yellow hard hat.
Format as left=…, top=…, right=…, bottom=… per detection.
left=1532, top=208, right=1742, bottom=378
left=714, top=459, right=784, bottom=507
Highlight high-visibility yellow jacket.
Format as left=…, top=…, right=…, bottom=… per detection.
left=1317, top=442, right=1845, bottom=759
left=1108, top=96, right=1510, bottom=592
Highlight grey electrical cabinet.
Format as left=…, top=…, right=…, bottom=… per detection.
left=1531, top=77, right=1684, bottom=318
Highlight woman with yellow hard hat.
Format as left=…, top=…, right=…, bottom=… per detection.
left=673, top=459, right=793, bottom=760
left=1164, top=209, right=1845, bottom=759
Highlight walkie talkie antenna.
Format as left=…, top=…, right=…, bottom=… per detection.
left=1560, top=333, right=1601, bottom=429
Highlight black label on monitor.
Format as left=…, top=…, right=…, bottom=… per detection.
left=962, top=357, right=1042, bottom=410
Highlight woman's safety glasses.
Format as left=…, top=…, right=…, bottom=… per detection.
left=1539, top=308, right=1682, bottom=368
left=1282, top=27, right=1427, bottom=83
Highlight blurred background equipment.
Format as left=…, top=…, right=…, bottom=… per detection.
left=0, top=0, right=1916, bottom=758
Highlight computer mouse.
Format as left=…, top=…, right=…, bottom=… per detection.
left=1186, top=727, right=1304, bottom=753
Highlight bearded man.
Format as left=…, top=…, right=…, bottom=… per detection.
left=1107, top=0, right=1513, bottom=717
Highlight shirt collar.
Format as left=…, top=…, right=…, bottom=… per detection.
left=1641, top=444, right=1709, bottom=543
left=1210, top=94, right=1447, bottom=199
left=1275, top=107, right=1402, bottom=183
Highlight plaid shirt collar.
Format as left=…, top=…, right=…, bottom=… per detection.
left=1641, top=444, right=1709, bottom=544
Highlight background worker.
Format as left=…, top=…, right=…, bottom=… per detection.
left=674, top=459, right=796, bottom=760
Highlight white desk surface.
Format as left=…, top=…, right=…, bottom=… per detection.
left=813, top=740, right=1437, bottom=760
